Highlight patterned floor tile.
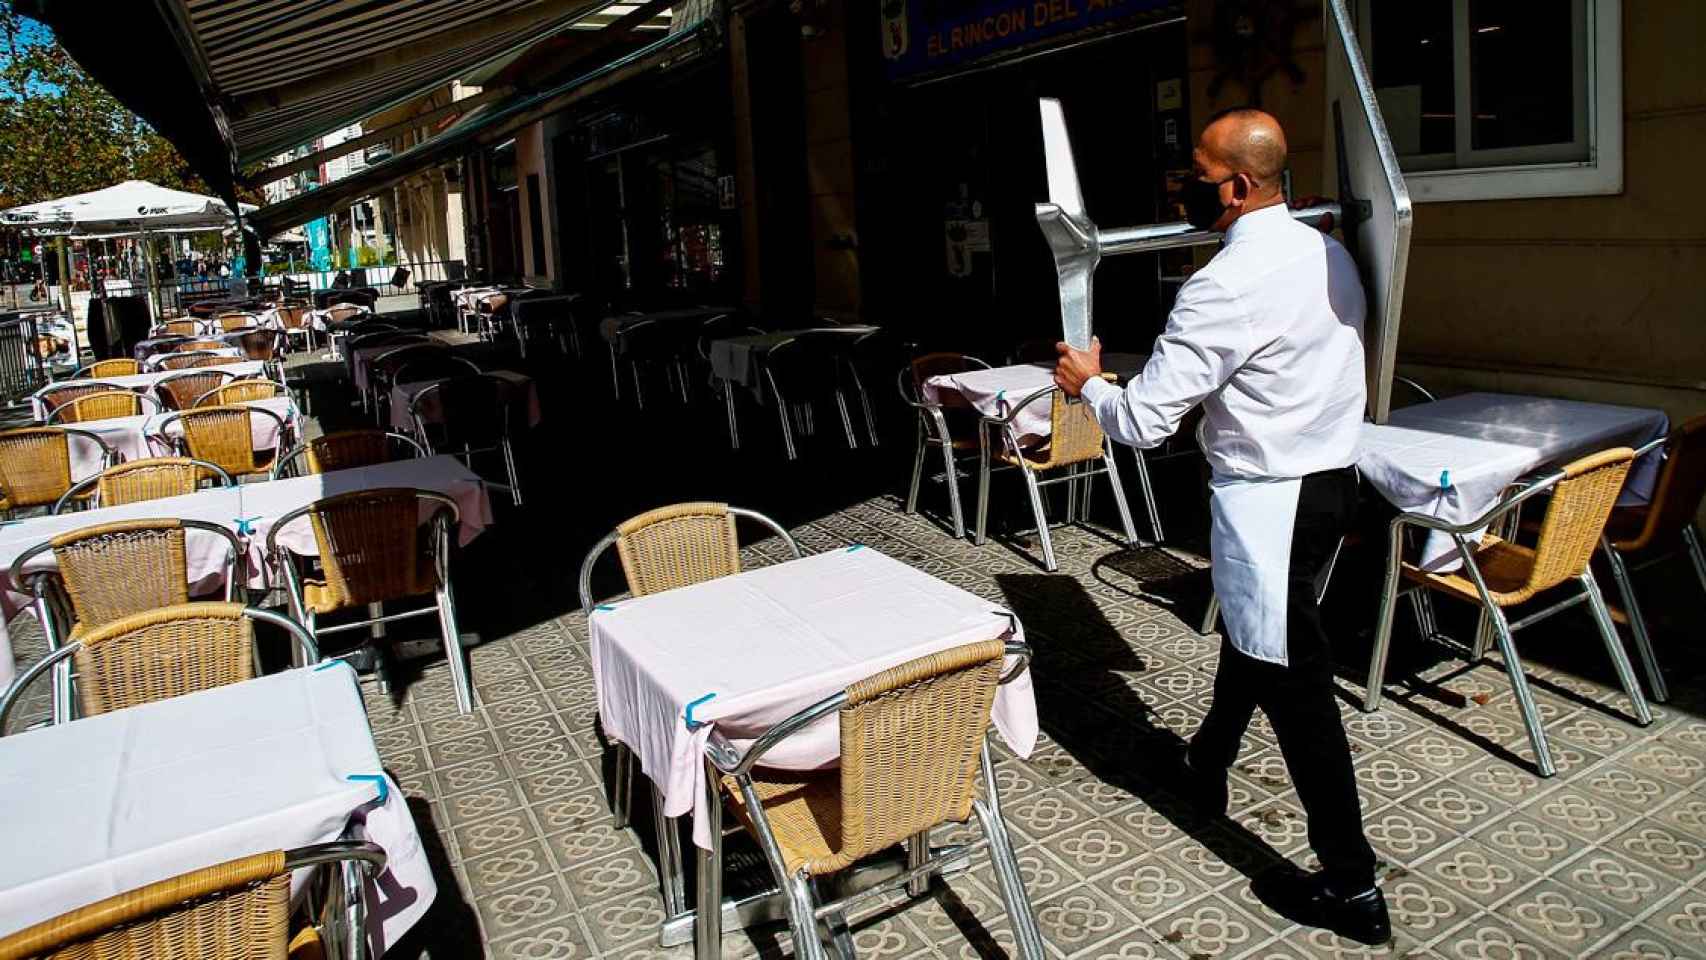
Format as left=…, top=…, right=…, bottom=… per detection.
left=1492, top=879, right=1627, bottom=955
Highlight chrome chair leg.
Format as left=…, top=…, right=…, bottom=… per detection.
left=501, top=438, right=523, bottom=506
left=1020, top=466, right=1056, bottom=571
left=695, top=756, right=724, bottom=959
left=1686, top=524, right=1706, bottom=595
left=905, top=829, right=931, bottom=898
left=1132, top=447, right=1165, bottom=542
left=940, top=439, right=966, bottom=539
left=1582, top=572, right=1654, bottom=726
left=975, top=743, right=1046, bottom=960
left=1101, top=448, right=1140, bottom=546
left=835, top=390, right=858, bottom=450
left=1603, top=537, right=1668, bottom=701
left=650, top=786, right=688, bottom=919
left=609, top=345, right=622, bottom=400
left=1471, top=609, right=1494, bottom=660
left=724, top=383, right=742, bottom=450
left=1364, top=525, right=1405, bottom=712
left=777, top=399, right=799, bottom=461
left=820, top=889, right=858, bottom=960
left=1484, top=604, right=1556, bottom=777
left=436, top=581, right=475, bottom=715
left=632, top=365, right=646, bottom=410
left=785, top=874, right=831, bottom=960
left=1064, top=463, right=1079, bottom=522
left=905, top=419, right=926, bottom=514
left=1199, top=594, right=1220, bottom=637
left=611, top=743, right=633, bottom=828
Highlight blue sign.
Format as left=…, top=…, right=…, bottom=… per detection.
left=880, top=0, right=1176, bottom=80
left=306, top=217, right=332, bottom=271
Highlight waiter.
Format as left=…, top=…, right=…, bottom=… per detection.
left=1052, top=108, right=1388, bottom=946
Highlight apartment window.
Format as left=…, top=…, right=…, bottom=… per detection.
left=1357, top=0, right=1621, bottom=201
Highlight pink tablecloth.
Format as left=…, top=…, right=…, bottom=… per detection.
left=923, top=354, right=1149, bottom=441
left=588, top=546, right=1036, bottom=849
left=0, top=455, right=492, bottom=688
left=0, top=665, right=434, bottom=954
left=388, top=371, right=540, bottom=434
left=66, top=398, right=299, bottom=480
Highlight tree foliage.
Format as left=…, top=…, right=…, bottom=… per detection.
left=0, top=6, right=218, bottom=209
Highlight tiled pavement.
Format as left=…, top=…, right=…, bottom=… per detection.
left=348, top=501, right=1706, bottom=960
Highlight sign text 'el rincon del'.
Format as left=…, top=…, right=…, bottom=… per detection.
left=881, top=0, right=1176, bottom=81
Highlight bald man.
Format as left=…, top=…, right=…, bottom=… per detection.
left=1054, top=108, right=1388, bottom=945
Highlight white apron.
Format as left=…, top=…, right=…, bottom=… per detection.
left=1208, top=473, right=1302, bottom=666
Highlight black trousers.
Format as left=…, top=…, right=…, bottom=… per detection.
left=1189, top=465, right=1377, bottom=891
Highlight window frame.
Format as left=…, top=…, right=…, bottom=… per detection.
left=1355, top=0, right=1622, bottom=202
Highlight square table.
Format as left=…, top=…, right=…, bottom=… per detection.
left=0, top=454, right=493, bottom=688
left=922, top=354, right=1150, bottom=442
left=588, top=545, right=1037, bottom=851
left=388, top=370, right=540, bottom=435
left=1357, top=392, right=1668, bottom=568
left=0, top=664, right=435, bottom=954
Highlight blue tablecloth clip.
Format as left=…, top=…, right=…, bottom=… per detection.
left=313, top=659, right=348, bottom=672
left=1439, top=469, right=1451, bottom=490
left=846, top=544, right=865, bottom=553
left=346, top=774, right=389, bottom=804
left=684, top=692, right=717, bottom=731
left=233, top=516, right=261, bottom=537
left=594, top=603, right=617, bottom=612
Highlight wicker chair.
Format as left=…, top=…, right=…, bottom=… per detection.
left=407, top=374, right=523, bottom=505
left=267, top=488, right=474, bottom=713
left=159, top=319, right=200, bottom=337
left=1365, top=448, right=1653, bottom=777
left=974, top=382, right=1140, bottom=571
left=53, top=457, right=235, bottom=513
left=36, top=381, right=127, bottom=420
left=216, top=312, right=257, bottom=333
left=1599, top=414, right=1706, bottom=705
left=155, top=370, right=235, bottom=411
left=156, top=351, right=229, bottom=373
left=194, top=378, right=287, bottom=407
left=0, top=842, right=386, bottom=960
left=46, top=390, right=158, bottom=424
left=0, top=427, right=115, bottom=518
left=73, top=358, right=139, bottom=379
left=271, top=429, right=426, bottom=480
left=900, top=353, right=992, bottom=538
left=277, top=304, right=314, bottom=352
left=703, top=640, right=1044, bottom=960
left=176, top=339, right=231, bottom=353
left=0, top=603, right=316, bottom=730
left=578, top=503, right=800, bottom=846
left=153, top=405, right=289, bottom=479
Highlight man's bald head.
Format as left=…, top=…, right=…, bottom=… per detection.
left=1200, top=107, right=1289, bottom=188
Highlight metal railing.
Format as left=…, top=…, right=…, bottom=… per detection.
left=0, top=310, right=52, bottom=404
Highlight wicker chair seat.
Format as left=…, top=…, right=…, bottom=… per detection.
left=300, top=546, right=435, bottom=614
left=1402, top=536, right=1541, bottom=606
left=722, top=768, right=850, bottom=877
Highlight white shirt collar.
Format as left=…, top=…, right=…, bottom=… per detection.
left=1223, top=202, right=1293, bottom=245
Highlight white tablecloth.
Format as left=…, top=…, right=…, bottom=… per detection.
left=922, top=354, right=1149, bottom=441
left=0, top=455, right=493, bottom=687
left=388, top=371, right=540, bottom=434
left=66, top=397, right=298, bottom=479
left=1358, top=392, right=1668, bottom=568
left=31, top=362, right=267, bottom=421
left=0, top=664, right=434, bottom=953
left=589, top=546, right=1037, bottom=849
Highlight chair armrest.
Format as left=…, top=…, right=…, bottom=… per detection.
left=1389, top=468, right=1567, bottom=537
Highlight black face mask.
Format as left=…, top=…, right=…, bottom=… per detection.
left=1180, top=175, right=1235, bottom=231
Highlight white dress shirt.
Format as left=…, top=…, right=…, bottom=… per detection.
left=1079, top=203, right=1368, bottom=665
left=1080, top=203, right=1367, bottom=480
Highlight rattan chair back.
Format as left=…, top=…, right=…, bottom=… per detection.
left=196, top=379, right=284, bottom=407
left=0, top=849, right=290, bottom=960
left=51, top=519, right=193, bottom=629
left=156, top=352, right=224, bottom=372
left=237, top=331, right=278, bottom=361
left=49, top=391, right=143, bottom=424
left=305, top=429, right=390, bottom=473
left=72, top=602, right=257, bottom=715
left=1618, top=415, right=1706, bottom=553
left=94, top=457, right=226, bottom=508
left=615, top=502, right=742, bottom=598
left=0, top=428, right=75, bottom=511
left=157, top=370, right=233, bottom=410
left=301, top=489, right=441, bottom=613
left=276, top=305, right=308, bottom=330
left=38, top=382, right=119, bottom=417
left=176, top=339, right=230, bottom=353
left=160, top=319, right=200, bottom=337
left=324, top=305, right=366, bottom=325
left=772, top=639, right=1005, bottom=876
left=1521, top=448, right=1635, bottom=599
left=394, top=354, right=481, bottom=385
left=169, top=406, right=269, bottom=478
left=76, top=358, right=139, bottom=379
left=216, top=313, right=256, bottom=333
left=1035, top=389, right=1109, bottom=469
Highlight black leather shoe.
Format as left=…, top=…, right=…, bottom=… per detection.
left=1180, top=753, right=1229, bottom=818
left=1299, top=873, right=1391, bottom=946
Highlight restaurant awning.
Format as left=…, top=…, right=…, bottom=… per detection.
left=245, top=23, right=711, bottom=239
